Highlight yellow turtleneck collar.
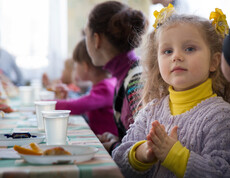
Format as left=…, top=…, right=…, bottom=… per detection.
left=169, top=78, right=217, bottom=116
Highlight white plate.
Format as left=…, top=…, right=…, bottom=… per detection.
left=19, top=145, right=98, bottom=164
left=0, top=133, right=45, bottom=146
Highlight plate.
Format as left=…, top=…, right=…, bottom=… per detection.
left=19, top=145, right=98, bottom=164
left=0, top=133, right=45, bottom=146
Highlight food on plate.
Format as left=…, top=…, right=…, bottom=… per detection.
left=14, top=145, right=43, bottom=155
left=30, top=142, right=43, bottom=154
left=43, top=147, right=71, bottom=155
left=0, top=103, right=14, bottom=113
left=14, top=143, right=72, bottom=156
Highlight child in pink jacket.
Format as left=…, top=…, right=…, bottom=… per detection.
left=56, top=38, right=118, bottom=136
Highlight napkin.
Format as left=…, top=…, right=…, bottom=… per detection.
left=0, top=148, right=20, bottom=159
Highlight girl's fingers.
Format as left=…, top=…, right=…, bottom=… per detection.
left=170, top=126, right=178, bottom=140
left=153, top=122, right=166, bottom=141
left=151, top=143, right=159, bottom=155
left=161, top=124, right=165, bottom=130
left=150, top=132, right=161, bottom=146
left=146, top=134, right=151, bottom=141
left=151, top=120, right=159, bottom=127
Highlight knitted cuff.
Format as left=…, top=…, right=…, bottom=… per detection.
left=223, top=29, right=230, bottom=66
left=109, top=141, right=120, bottom=155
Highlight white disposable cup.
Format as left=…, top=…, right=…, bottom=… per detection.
left=42, top=110, right=71, bottom=145
left=39, top=91, right=55, bottom=100
left=19, top=86, right=34, bottom=105
left=32, top=85, right=42, bottom=101
left=34, top=101, right=57, bottom=130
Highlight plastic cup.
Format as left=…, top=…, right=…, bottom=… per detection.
left=39, top=91, right=55, bottom=100
left=19, top=86, right=34, bottom=105
left=31, top=79, right=42, bottom=98
left=42, top=110, right=71, bottom=145
left=34, top=101, right=57, bottom=130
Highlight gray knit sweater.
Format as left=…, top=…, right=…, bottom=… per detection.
left=112, top=96, right=230, bottom=178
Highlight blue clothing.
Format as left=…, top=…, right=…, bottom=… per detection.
left=0, top=49, right=24, bottom=86
left=223, top=29, right=230, bottom=66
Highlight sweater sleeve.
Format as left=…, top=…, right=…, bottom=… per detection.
left=162, top=141, right=190, bottom=178
left=112, top=106, right=156, bottom=178
left=56, top=80, right=114, bottom=115
left=128, top=140, right=156, bottom=171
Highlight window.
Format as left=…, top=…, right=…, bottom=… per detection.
left=0, top=0, right=67, bottom=83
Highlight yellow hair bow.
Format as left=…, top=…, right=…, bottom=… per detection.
left=153, top=3, right=175, bottom=30
left=209, top=8, right=229, bottom=37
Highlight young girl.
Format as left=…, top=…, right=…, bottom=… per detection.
left=113, top=5, right=230, bottom=178
left=55, top=38, right=118, bottom=136
left=85, top=0, right=148, bottom=154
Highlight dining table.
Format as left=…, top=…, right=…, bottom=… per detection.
left=0, top=97, right=124, bottom=178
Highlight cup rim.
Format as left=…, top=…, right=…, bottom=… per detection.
left=34, top=101, right=57, bottom=105
left=19, top=86, right=33, bottom=91
left=39, top=91, right=55, bottom=94
left=41, top=110, right=71, bottom=115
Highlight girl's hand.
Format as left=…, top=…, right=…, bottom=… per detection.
left=97, top=132, right=119, bottom=143
left=136, top=140, right=157, bottom=163
left=54, top=83, right=69, bottom=99
left=135, top=125, right=158, bottom=163
left=148, top=120, right=178, bottom=162
left=97, top=132, right=119, bottom=152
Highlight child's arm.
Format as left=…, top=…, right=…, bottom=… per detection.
left=128, top=140, right=157, bottom=171
left=112, top=105, right=157, bottom=177
left=56, top=81, right=114, bottom=114
left=132, top=120, right=189, bottom=177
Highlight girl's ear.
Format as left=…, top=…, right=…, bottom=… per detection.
left=93, top=33, right=100, bottom=49
left=210, top=52, right=221, bottom=72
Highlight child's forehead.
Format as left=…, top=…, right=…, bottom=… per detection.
left=156, top=23, right=202, bottom=40
left=160, top=23, right=198, bottom=33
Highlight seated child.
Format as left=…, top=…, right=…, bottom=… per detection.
left=55, top=38, right=118, bottom=136
left=113, top=5, right=230, bottom=178
left=42, top=58, right=83, bottom=99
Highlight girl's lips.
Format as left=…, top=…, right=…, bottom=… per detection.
left=171, top=67, right=187, bottom=72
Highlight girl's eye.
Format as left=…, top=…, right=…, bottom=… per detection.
left=164, top=49, right=173, bottom=54
left=185, top=47, right=195, bottom=52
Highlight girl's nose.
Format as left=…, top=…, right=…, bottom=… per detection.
left=172, top=51, right=184, bottom=62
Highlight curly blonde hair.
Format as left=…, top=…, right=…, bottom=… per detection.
left=141, top=14, right=230, bottom=106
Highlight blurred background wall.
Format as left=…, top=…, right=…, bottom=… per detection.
left=0, top=0, right=229, bottom=84
left=68, top=0, right=150, bottom=57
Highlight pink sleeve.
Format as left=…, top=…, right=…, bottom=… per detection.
left=55, top=81, right=114, bottom=115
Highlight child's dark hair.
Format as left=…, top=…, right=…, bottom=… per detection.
left=73, top=38, right=106, bottom=73
left=141, top=14, right=230, bottom=105
left=88, top=1, right=148, bottom=53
